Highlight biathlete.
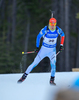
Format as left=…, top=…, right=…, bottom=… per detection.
left=18, top=17, right=65, bottom=85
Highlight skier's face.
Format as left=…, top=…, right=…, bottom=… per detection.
left=49, top=25, right=56, bottom=30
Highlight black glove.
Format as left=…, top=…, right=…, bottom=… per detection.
left=59, top=45, right=63, bottom=52
left=35, top=47, right=39, bottom=53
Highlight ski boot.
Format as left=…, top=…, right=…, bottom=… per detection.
left=18, top=73, right=28, bottom=83
left=50, top=76, right=56, bottom=85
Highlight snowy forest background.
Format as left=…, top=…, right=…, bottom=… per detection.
left=0, top=0, right=79, bottom=73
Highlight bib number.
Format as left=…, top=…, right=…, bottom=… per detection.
left=49, top=39, right=54, bottom=42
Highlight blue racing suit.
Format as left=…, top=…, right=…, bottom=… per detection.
left=25, top=26, right=65, bottom=77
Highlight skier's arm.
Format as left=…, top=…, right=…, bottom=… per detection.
left=36, top=26, right=47, bottom=48
left=57, top=27, right=65, bottom=46
left=60, top=31, right=65, bottom=46
left=57, top=27, right=65, bottom=51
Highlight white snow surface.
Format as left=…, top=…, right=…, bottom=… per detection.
left=0, top=72, right=79, bottom=100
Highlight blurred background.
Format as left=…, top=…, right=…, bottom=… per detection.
left=0, top=0, right=79, bottom=73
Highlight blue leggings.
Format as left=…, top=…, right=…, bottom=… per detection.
left=25, top=46, right=56, bottom=77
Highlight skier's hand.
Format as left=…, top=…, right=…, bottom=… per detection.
left=59, top=45, right=64, bottom=52
left=35, top=47, right=39, bottom=53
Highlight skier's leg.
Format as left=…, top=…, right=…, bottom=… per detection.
left=18, top=46, right=46, bottom=83
left=25, top=46, right=48, bottom=74
left=48, top=47, right=56, bottom=77
left=49, top=58, right=56, bottom=85
left=18, top=54, right=41, bottom=83
left=25, top=54, right=41, bottom=74
left=48, top=48, right=56, bottom=85
left=50, top=59, right=56, bottom=77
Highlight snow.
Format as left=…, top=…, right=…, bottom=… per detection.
left=0, top=72, right=79, bottom=100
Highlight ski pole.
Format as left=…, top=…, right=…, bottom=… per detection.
left=51, top=51, right=60, bottom=60
left=22, top=51, right=35, bottom=55
left=56, top=51, right=60, bottom=56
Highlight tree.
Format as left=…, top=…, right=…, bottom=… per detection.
left=12, top=0, right=16, bottom=47
left=59, top=0, right=64, bottom=71
left=65, top=0, right=70, bottom=71
left=23, top=10, right=30, bottom=71
left=0, top=0, right=3, bottom=7
left=76, top=13, right=79, bottom=68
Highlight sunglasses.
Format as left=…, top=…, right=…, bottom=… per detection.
left=49, top=22, right=56, bottom=26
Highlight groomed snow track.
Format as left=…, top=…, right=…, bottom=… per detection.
left=0, top=72, right=79, bottom=100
